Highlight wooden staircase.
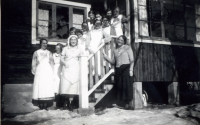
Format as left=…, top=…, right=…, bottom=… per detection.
left=80, top=39, right=116, bottom=108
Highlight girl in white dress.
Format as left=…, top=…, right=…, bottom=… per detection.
left=53, top=43, right=63, bottom=94
left=60, top=35, right=83, bottom=110
left=31, top=39, right=54, bottom=110
left=86, top=10, right=95, bottom=31
left=110, top=7, right=129, bottom=37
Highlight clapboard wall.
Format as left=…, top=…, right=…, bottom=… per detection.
left=132, top=42, right=200, bottom=82
left=2, top=0, right=33, bottom=84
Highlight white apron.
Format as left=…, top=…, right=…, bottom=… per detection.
left=32, top=49, right=54, bottom=100
left=53, top=53, right=62, bottom=94
left=60, top=47, right=81, bottom=95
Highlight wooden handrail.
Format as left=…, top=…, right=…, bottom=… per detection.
left=87, top=43, right=105, bottom=61
left=88, top=69, right=114, bottom=96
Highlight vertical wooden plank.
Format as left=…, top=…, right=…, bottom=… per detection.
left=84, top=8, right=87, bottom=21
left=161, top=0, right=165, bottom=38
left=145, top=44, right=148, bottom=81
left=166, top=45, right=170, bottom=81
left=149, top=43, right=153, bottom=81
left=100, top=47, right=105, bottom=78
left=161, top=44, right=164, bottom=81
left=69, top=6, right=73, bottom=29
left=110, top=38, right=115, bottom=69
left=159, top=44, right=162, bottom=81
left=105, top=44, right=109, bottom=73
left=89, top=59, right=93, bottom=89
left=79, top=55, right=89, bottom=108
left=104, top=0, right=107, bottom=10
left=138, top=43, right=142, bottom=81
left=163, top=45, right=167, bottom=81
left=155, top=44, right=159, bottom=81
left=168, top=82, right=180, bottom=105
left=132, top=82, right=143, bottom=109
left=142, top=43, right=146, bottom=81
left=147, top=44, right=151, bottom=81
left=94, top=53, right=99, bottom=84
left=52, top=4, right=56, bottom=37
left=36, top=1, right=39, bottom=39
left=133, top=43, right=137, bottom=81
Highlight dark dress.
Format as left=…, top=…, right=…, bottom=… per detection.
left=115, top=64, right=133, bottom=101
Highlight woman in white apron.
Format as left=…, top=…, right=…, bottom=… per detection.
left=60, top=35, right=83, bottom=110
left=31, top=39, right=54, bottom=110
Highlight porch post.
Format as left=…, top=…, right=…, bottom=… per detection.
left=168, top=82, right=179, bottom=105
left=78, top=55, right=94, bottom=115
left=79, top=55, right=89, bottom=108
left=130, top=82, right=143, bottom=109
left=104, top=0, right=107, bottom=10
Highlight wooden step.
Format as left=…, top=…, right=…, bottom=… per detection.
left=94, top=89, right=106, bottom=93
left=89, top=97, right=97, bottom=102
left=89, top=85, right=113, bottom=107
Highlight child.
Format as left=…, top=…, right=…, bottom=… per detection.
left=53, top=43, right=63, bottom=108
left=86, top=9, right=95, bottom=31
left=76, top=29, right=86, bottom=53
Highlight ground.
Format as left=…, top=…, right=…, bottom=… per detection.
left=2, top=103, right=200, bottom=125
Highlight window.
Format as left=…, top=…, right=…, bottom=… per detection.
left=138, top=0, right=198, bottom=42
left=37, top=1, right=86, bottom=41
left=196, top=5, right=200, bottom=41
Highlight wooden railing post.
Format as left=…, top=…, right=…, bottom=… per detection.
left=78, top=54, right=94, bottom=115
left=79, top=55, right=89, bottom=108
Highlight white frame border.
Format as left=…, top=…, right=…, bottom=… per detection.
left=31, top=0, right=91, bottom=45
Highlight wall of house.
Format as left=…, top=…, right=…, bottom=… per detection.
left=132, top=42, right=200, bottom=82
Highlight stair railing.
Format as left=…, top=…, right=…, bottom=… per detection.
left=79, top=38, right=116, bottom=109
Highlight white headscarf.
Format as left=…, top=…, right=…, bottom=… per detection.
left=67, top=35, right=78, bottom=48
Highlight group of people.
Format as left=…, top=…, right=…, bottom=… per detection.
left=31, top=6, right=134, bottom=111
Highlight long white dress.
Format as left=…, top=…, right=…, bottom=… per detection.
left=88, top=28, right=104, bottom=75
left=32, top=49, right=54, bottom=100
left=60, top=46, right=82, bottom=95
left=53, top=53, right=62, bottom=94
left=110, top=15, right=123, bottom=37
left=103, top=26, right=112, bottom=67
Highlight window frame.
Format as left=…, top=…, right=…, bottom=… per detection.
left=137, top=0, right=198, bottom=44
left=32, top=0, right=91, bottom=45
left=36, top=1, right=87, bottom=41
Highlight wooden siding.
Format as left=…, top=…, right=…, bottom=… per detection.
left=132, top=42, right=200, bottom=82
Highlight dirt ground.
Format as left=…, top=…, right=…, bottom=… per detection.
left=2, top=104, right=200, bottom=125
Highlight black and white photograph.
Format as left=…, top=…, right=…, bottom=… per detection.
left=1, top=0, right=200, bottom=124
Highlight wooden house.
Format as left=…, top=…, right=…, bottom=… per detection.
left=2, top=0, right=200, bottom=114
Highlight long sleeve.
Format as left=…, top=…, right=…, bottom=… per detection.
left=31, top=51, right=37, bottom=75
left=128, top=46, right=134, bottom=70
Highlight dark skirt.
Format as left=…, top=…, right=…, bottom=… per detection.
left=114, top=64, right=133, bottom=101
